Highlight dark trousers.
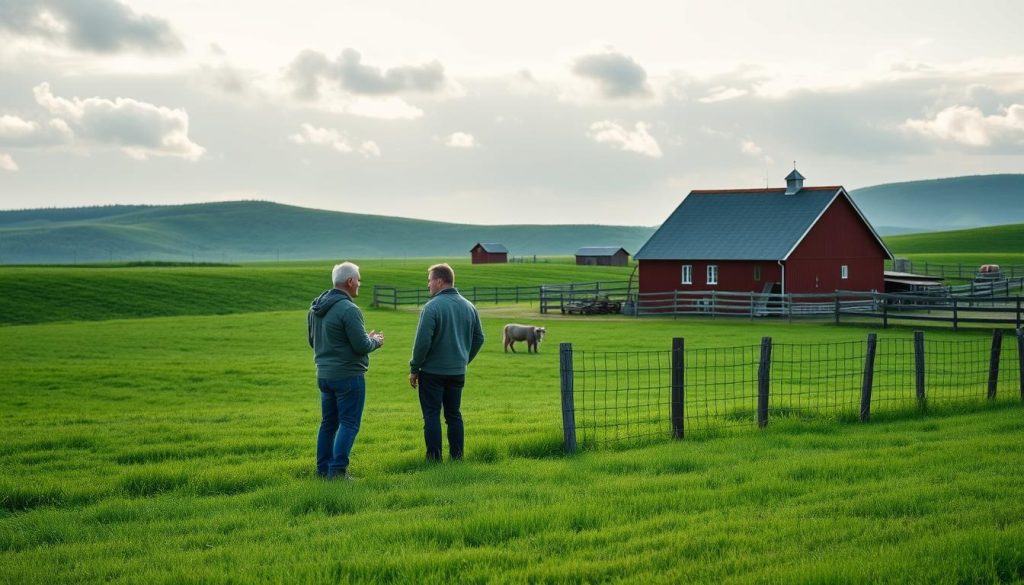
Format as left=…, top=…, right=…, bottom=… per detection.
left=417, top=372, right=465, bottom=460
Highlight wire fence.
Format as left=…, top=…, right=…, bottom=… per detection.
left=559, top=329, right=1024, bottom=450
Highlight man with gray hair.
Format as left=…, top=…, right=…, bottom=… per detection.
left=308, top=261, right=384, bottom=480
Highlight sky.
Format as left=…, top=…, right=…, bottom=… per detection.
left=1, top=0, right=1023, bottom=226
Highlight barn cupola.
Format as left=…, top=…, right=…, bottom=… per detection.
left=784, top=167, right=805, bottom=195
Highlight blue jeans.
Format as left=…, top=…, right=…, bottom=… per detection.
left=418, top=372, right=465, bottom=460
left=316, top=376, right=366, bottom=477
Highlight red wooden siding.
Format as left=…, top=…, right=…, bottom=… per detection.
left=785, top=195, right=887, bottom=293
left=639, top=260, right=782, bottom=294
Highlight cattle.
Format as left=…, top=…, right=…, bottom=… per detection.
left=503, top=324, right=546, bottom=353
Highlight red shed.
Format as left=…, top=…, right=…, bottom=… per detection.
left=634, top=169, right=893, bottom=295
left=470, top=242, right=509, bottom=264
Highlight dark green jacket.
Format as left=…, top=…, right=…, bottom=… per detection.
left=308, top=289, right=380, bottom=379
left=410, top=288, right=485, bottom=376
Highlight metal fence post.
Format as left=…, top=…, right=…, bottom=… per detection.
left=757, top=336, right=772, bottom=428
left=861, top=333, right=877, bottom=422
left=834, top=294, right=840, bottom=325
left=882, top=296, right=888, bottom=329
left=952, top=297, right=959, bottom=331
left=671, top=337, right=684, bottom=439
left=914, top=330, right=926, bottom=410
left=988, top=329, right=1003, bottom=400
left=559, top=343, right=577, bottom=453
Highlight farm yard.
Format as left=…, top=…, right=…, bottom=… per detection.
left=2, top=257, right=1024, bottom=583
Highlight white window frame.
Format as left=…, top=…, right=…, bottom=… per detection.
left=707, top=264, right=718, bottom=285
left=681, top=264, right=692, bottom=285
left=840, top=265, right=849, bottom=280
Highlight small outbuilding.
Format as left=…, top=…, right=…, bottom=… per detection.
left=470, top=243, right=508, bottom=264
left=575, top=247, right=630, bottom=267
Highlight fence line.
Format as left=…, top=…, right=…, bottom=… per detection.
left=630, top=287, right=1024, bottom=329
left=888, top=260, right=1024, bottom=282
left=559, top=328, right=1024, bottom=451
left=372, top=280, right=631, bottom=309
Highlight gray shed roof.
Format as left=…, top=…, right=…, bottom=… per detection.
left=472, top=242, right=508, bottom=253
left=575, top=246, right=629, bottom=257
left=635, top=186, right=890, bottom=261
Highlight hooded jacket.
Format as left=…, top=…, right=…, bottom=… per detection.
left=308, top=288, right=380, bottom=379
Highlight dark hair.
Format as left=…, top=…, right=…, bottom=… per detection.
left=428, top=263, right=454, bottom=285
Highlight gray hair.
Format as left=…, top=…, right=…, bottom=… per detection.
left=332, top=261, right=360, bottom=286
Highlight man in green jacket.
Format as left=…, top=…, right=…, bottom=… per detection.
left=308, top=261, right=384, bottom=479
left=409, top=263, right=485, bottom=460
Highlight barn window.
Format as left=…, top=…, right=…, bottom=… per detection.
left=707, top=265, right=718, bottom=285
left=841, top=265, right=849, bottom=280
left=753, top=266, right=761, bottom=281
left=681, top=265, right=692, bottom=285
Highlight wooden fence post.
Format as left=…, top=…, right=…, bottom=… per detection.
left=988, top=329, right=1003, bottom=400
left=671, top=337, right=684, bottom=439
left=952, top=297, right=959, bottom=331
left=1017, top=328, right=1024, bottom=401
left=834, top=294, right=840, bottom=325
left=559, top=343, right=577, bottom=453
left=914, top=330, right=926, bottom=410
left=1016, top=299, right=1021, bottom=329
left=861, top=333, right=877, bottom=422
left=882, top=296, right=888, bottom=329
left=757, top=336, right=772, bottom=428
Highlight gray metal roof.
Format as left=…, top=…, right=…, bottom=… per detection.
left=635, top=187, right=847, bottom=261
left=473, top=242, right=508, bottom=253
left=575, top=246, right=629, bottom=257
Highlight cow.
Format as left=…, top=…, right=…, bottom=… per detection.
left=503, top=324, right=546, bottom=353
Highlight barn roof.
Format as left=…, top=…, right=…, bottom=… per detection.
left=575, top=246, right=629, bottom=257
left=634, top=186, right=892, bottom=261
left=472, top=242, right=508, bottom=253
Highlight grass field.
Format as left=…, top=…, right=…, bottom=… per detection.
left=2, top=260, right=1023, bottom=583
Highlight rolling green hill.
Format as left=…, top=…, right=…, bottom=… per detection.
left=850, top=174, right=1024, bottom=234
left=0, top=201, right=655, bottom=264
left=885, top=222, right=1024, bottom=254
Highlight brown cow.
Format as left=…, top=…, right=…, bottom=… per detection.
left=503, top=323, right=546, bottom=353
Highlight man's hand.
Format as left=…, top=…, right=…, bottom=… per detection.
left=409, top=373, right=419, bottom=389
left=369, top=330, right=385, bottom=347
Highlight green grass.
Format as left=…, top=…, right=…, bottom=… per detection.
left=0, top=259, right=633, bottom=326
left=886, top=223, right=1024, bottom=257
left=2, top=262, right=1023, bottom=583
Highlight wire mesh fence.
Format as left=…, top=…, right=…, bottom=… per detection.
left=559, top=329, right=1024, bottom=450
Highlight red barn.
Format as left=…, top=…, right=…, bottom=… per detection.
left=470, top=242, right=508, bottom=264
left=634, top=170, right=893, bottom=295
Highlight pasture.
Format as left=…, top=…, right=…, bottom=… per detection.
left=2, top=260, right=1023, bottom=583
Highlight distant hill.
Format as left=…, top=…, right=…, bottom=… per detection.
left=0, top=201, right=656, bottom=264
left=849, top=174, right=1024, bottom=234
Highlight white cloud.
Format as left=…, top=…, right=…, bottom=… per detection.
left=0, top=152, right=17, bottom=171
left=288, top=123, right=380, bottom=158
left=587, top=121, right=662, bottom=158
left=29, top=82, right=204, bottom=160
left=904, top=104, right=1024, bottom=147
left=445, top=132, right=478, bottom=149
left=699, top=87, right=749, bottom=103
left=0, top=113, right=72, bottom=146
